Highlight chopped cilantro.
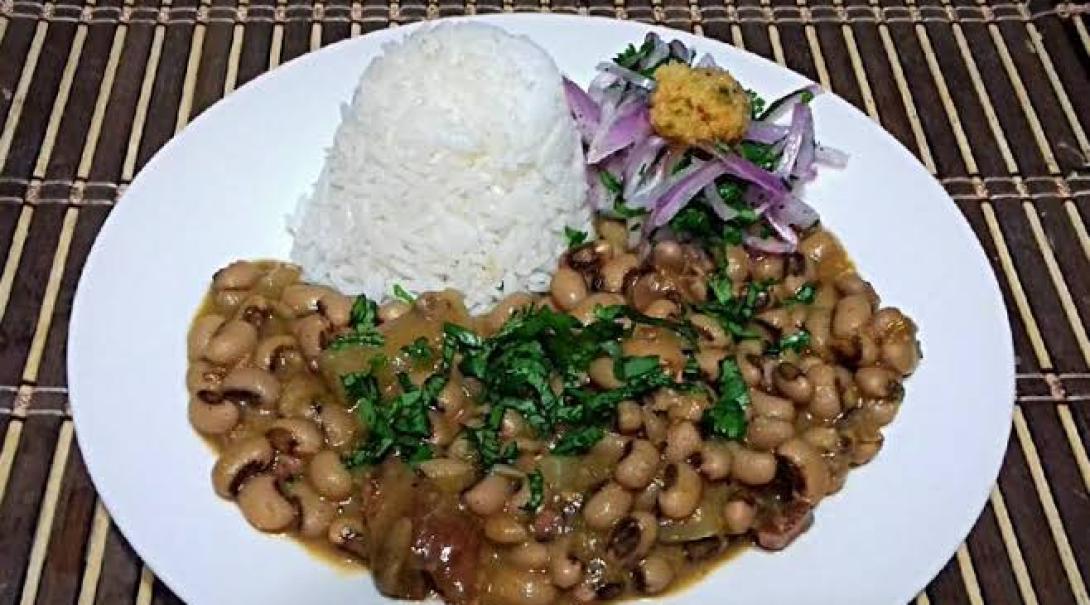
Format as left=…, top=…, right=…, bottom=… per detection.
left=747, top=89, right=767, bottom=119
left=564, top=227, right=588, bottom=248
left=787, top=282, right=817, bottom=305
left=392, top=284, right=415, bottom=304
left=708, top=271, right=732, bottom=305
left=330, top=294, right=384, bottom=350
left=702, top=358, right=749, bottom=440
left=522, top=469, right=545, bottom=513
left=467, top=424, right=519, bottom=468
left=600, top=170, right=622, bottom=196
left=552, top=426, right=605, bottom=456
left=401, top=337, right=433, bottom=363
left=768, top=330, right=812, bottom=355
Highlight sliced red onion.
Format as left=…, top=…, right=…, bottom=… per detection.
left=668, top=39, right=693, bottom=64
left=775, top=103, right=810, bottom=178
left=770, top=195, right=820, bottom=229
left=588, top=71, right=623, bottom=110
left=815, top=144, right=849, bottom=167
left=622, top=135, right=666, bottom=199
left=649, top=161, right=730, bottom=228
left=703, top=182, right=739, bottom=222
left=709, top=147, right=790, bottom=197
left=759, top=84, right=821, bottom=121
left=639, top=34, right=670, bottom=71
left=562, top=77, right=600, bottom=143
left=744, top=234, right=796, bottom=255
left=586, top=167, right=611, bottom=211
left=587, top=99, right=651, bottom=164
left=696, top=53, right=719, bottom=69
left=595, top=62, right=657, bottom=91
left=791, top=129, right=815, bottom=180
left=745, top=121, right=788, bottom=144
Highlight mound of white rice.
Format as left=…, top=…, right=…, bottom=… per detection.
left=289, top=22, right=590, bottom=312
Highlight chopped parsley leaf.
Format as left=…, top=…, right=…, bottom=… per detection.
left=392, top=284, right=415, bottom=304
left=522, top=469, right=545, bottom=513
left=768, top=330, right=812, bottom=355
left=552, top=426, right=605, bottom=456
left=331, top=294, right=384, bottom=350
left=401, top=336, right=433, bottom=363
left=564, top=227, right=588, bottom=248
left=787, top=282, right=817, bottom=305
left=702, top=358, right=749, bottom=440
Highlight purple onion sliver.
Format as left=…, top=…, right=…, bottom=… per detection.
left=595, top=62, right=657, bottom=90
left=744, top=234, right=796, bottom=255
left=745, top=121, right=788, bottom=144
left=696, top=53, right=719, bottom=69
left=815, top=144, right=849, bottom=167
left=562, top=77, right=601, bottom=143
left=703, top=182, right=739, bottom=222
left=650, top=161, right=729, bottom=228
left=587, top=100, right=651, bottom=164
left=771, top=195, right=819, bottom=229
left=759, top=84, right=822, bottom=121
left=774, top=103, right=809, bottom=178
left=623, top=136, right=667, bottom=199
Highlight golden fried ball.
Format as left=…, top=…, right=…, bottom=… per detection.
left=650, top=63, right=752, bottom=146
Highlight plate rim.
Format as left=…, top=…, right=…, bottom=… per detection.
left=68, top=13, right=1016, bottom=604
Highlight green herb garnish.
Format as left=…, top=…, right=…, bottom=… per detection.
left=329, top=294, right=384, bottom=350
left=522, top=469, right=545, bottom=513
left=564, top=227, right=588, bottom=248
left=702, top=358, right=749, bottom=440
left=787, top=282, right=816, bottom=305
left=401, top=336, right=433, bottom=363
left=393, top=284, right=415, bottom=304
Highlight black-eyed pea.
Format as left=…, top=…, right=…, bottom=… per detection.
left=204, top=319, right=258, bottom=365
left=664, top=421, right=702, bottom=463
left=550, top=267, right=588, bottom=311
left=616, top=400, right=643, bottom=435
left=377, top=300, right=410, bottom=323
left=694, top=347, right=727, bottom=382
left=236, top=473, right=296, bottom=532
left=746, top=416, right=795, bottom=451
left=464, top=474, right=512, bottom=517
left=833, top=294, right=873, bottom=338
left=583, top=482, right=633, bottom=530
left=855, top=366, right=900, bottom=399
left=730, top=445, right=777, bottom=486
left=484, top=513, right=529, bottom=545
left=698, top=441, right=732, bottom=480
left=643, top=299, right=679, bottom=319
left=723, top=498, right=756, bottom=535
left=600, top=253, right=639, bottom=293
left=606, top=512, right=657, bottom=561
left=188, top=315, right=225, bottom=360
left=634, top=556, right=675, bottom=594
left=588, top=357, right=623, bottom=390
left=658, top=462, right=702, bottom=519
left=307, top=450, right=353, bottom=501
left=614, top=439, right=659, bottom=490
left=690, top=314, right=729, bottom=348
left=507, top=541, right=550, bottom=570
left=773, top=362, right=813, bottom=404
left=549, top=542, right=583, bottom=589
left=749, top=389, right=796, bottom=422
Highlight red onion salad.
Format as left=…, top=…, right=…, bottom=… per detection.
left=564, top=32, right=848, bottom=255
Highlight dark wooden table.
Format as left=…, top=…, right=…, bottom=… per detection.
left=1, top=0, right=1088, bottom=602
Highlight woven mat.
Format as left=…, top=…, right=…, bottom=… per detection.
left=1, top=0, right=1089, bottom=603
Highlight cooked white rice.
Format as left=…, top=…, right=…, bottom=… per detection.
left=289, top=22, right=589, bottom=313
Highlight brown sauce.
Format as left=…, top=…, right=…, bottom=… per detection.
left=185, top=226, right=920, bottom=604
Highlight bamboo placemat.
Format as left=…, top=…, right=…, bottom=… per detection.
left=0, top=0, right=1088, bottom=602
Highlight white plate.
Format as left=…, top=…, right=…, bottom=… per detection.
left=69, top=15, right=1014, bottom=605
